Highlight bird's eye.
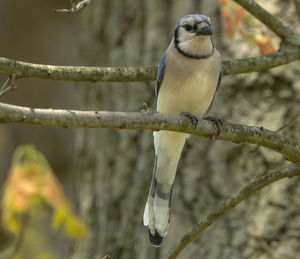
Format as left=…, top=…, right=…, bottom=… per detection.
left=184, top=25, right=193, bottom=31
left=193, top=25, right=198, bottom=31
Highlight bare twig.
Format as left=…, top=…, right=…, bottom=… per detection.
left=233, top=0, right=293, bottom=38
left=0, top=214, right=28, bottom=259
left=276, top=113, right=299, bottom=132
left=0, top=74, right=17, bottom=98
left=54, top=0, right=91, bottom=14
left=249, top=114, right=299, bottom=153
left=166, top=165, right=300, bottom=259
left=0, top=102, right=299, bottom=166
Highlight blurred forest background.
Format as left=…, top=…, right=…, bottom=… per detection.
left=0, top=0, right=300, bottom=259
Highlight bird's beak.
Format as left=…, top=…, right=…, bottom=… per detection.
left=196, top=26, right=213, bottom=35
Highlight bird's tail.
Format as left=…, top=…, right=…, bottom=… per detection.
left=143, top=155, right=173, bottom=247
left=144, top=131, right=187, bottom=247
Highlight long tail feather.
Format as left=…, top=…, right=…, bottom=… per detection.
left=144, top=131, right=186, bottom=247
left=144, top=155, right=173, bottom=247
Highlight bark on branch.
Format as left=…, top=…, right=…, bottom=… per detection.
left=166, top=165, right=300, bottom=259
left=0, top=102, right=299, bottom=167
left=0, top=57, right=157, bottom=82
left=1, top=1, right=300, bottom=82
left=0, top=47, right=300, bottom=83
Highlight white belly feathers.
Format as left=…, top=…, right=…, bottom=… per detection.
left=157, top=47, right=220, bottom=117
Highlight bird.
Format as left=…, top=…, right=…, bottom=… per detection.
left=143, top=14, right=222, bottom=247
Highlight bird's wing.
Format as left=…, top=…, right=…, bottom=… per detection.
left=215, top=69, right=222, bottom=93
left=204, top=69, right=222, bottom=115
left=155, top=52, right=167, bottom=105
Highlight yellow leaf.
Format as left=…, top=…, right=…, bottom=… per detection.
left=1, top=145, right=87, bottom=240
left=65, top=215, right=87, bottom=239
left=52, top=207, right=87, bottom=239
left=52, top=207, right=67, bottom=231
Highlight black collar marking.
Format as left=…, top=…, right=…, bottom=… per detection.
left=174, top=27, right=214, bottom=59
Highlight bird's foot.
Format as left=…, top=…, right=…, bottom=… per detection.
left=203, top=116, right=223, bottom=138
left=180, top=112, right=198, bottom=128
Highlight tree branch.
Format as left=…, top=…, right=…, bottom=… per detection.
left=232, top=0, right=293, bottom=38
left=1, top=48, right=300, bottom=83
left=222, top=48, right=300, bottom=75
left=166, top=165, right=300, bottom=259
left=0, top=102, right=299, bottom=166
left=0, top=57, right=157, bottom=82
left=293, top=0, right=300, bottom=20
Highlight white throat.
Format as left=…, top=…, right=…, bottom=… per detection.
left=176, top=36, right=214, bottom=58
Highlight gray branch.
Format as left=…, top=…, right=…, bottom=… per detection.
left=0, top=47, right=300, bottom=82
left=0, top=3, right=299, bottom=257
left=166, top=165, right=300, bottom=259
left=0, top=57, right=157, bottom=82
left=0, top=102, right=299, bottom=167
left=222, top=48, right=300, bottom=75
left=1, top=1, right=300, bottom=82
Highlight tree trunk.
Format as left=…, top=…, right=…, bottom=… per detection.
left=71, top=1, right=300, bottom=258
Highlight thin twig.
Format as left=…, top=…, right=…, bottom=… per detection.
left=8, top=215, right=28, bottom=258
left=0, top=102, right=299, bottom=166
left=249, top=114, right=299, bottom=153
left=54, top=0, right=91, bottom=14
left=276, top=113, right=299, bottom=132
left=166, top=165, right=300, bottom=259
left=0, top=214, right=28, bottom=259
left=233, top=0, right=293, bottom=38
left=0, top=74, right=17, bottom=98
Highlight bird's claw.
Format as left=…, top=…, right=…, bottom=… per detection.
left=203, top=116, right=223, bottom=138
left=180, top=112, right=198, bottom=128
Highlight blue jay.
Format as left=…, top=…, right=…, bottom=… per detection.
left=143, top=14, right=222, bottom=247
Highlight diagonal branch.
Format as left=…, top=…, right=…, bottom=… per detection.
left=1, top=48, right=300, bottom=82
left=0, top=102, right=299, bottom=166
left=232, top=0, right=293, bottom=38
left=166, top=165, right=300, bottom=259
left=293, top=0, right=300, bottom=19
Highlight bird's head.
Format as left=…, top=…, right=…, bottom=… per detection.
left=174, top=14, right=214, bottom=58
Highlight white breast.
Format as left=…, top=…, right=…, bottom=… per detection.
left=157, top=47, right=221, bottom=117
